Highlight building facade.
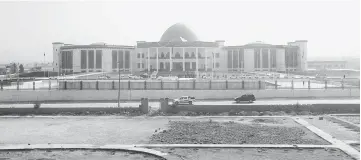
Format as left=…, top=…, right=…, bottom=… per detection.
left=307, top=61, right=347, bottom=70
left=53, top=23, right=308, bottom=75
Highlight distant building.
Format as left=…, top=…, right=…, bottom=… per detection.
left=307, top=61, right=347, bottom=70
left=53, top=23, right=308, bottom=76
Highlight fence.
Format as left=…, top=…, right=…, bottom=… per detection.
left=58, top=80, right=266, bottom=90
left=0, top=79, right=359, bottom=91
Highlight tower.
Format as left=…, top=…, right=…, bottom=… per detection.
left=52, top=42, right=64, bottom=73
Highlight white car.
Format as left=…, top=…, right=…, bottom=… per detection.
left=128, top=74, right=136, bottom=79
left=173, top=96, right=196, bottom=105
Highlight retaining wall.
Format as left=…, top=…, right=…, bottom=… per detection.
left=0, top=89, right=359, bottom=103
left=165, top=104, right=360, bottom=114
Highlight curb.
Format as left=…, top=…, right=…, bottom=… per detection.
left=0, top=144, right=170, bottom=159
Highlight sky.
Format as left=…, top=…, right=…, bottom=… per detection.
left=0, top=0, right=359, bottom=64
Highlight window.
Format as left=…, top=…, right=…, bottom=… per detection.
left=96, top=50, right=102, bottom=69
left=175, top=52, right=181, bottom=58
left=88, top=50, right=94, bottom=69
left=56, top=49, right=57, bottom=51
left=112, top=50, right=117, bottom=69
left=191, top=52, right=195, bottom=58
left=119, top=50, right=124, bottom=69
left=216, top=53, right=220, bottom=58
left=216, top=62, right=220, bottom=68
left=125, top=51, right=130, bottom=69
left=142, top=53, right=144, bottom=58
left=227, top=51, right=232, bottom=68
left=137, top=53, right=140, bottom=58
left=233, top=50, right=238, bottom=68
left=161, top=52, right=165, bottom=58
left=81, top=50, right=87, bottom=69
left=185, top=52, right=189, bottom=58
left=142, top=63, right=144, bottom=68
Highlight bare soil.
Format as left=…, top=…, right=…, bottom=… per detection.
left=149, top=118, right=329, bottom=144
left=336, top=116, right=360, bottom=124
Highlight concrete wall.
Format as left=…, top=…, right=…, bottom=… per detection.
left=0, top=89, right=359, bottom=102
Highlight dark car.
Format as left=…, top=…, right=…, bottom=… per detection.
left=234, top=94, right=256, bottom=103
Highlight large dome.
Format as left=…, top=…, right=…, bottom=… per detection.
left=160, top=23, right=199, bottom=42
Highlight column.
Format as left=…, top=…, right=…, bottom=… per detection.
left=196, top=48, right=199, bottom=72
left=268, top=49, right=271, bottom=70
left=86, top=50, right=89, bottom=72
left=231, top=50, right=234, bottom=71
left=237, top=49, right=240, bottom=71
left=205, top=48, right=208, bottom=71
left=129, top=49, right=132, bottom=73
left=148, top=48, right=150, bottom=72
left=156, top=48, right=159, bottom=72
left=169, top=47, right=172, bottom=71
left=182, top=48, right=185, bottom=71
left=260, top=48, right=263, bottom=70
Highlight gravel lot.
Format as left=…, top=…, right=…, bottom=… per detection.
left=155, top=148, right=353, bottom=160
left=149, top=118, right=329, bottom=144
left=0, top=150, right=164, bottom=160
left=336, top=116, right=360, bottom=124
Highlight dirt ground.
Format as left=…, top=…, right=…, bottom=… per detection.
left=0, top=150, right=164, bottom=160
left=304, top=116, right=360, bottom=142
left=149, top=118, right=329, bottom=144
left=0, top=117, right=169, bottom=145
left=155, top=148, right=353, bottom=160
left=336, top=116, right=360, bottom=124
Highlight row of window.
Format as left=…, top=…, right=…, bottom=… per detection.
left=227, top=49, right=245, bottom=69
left=308, top=64, right=345, bottom=68
left=137, top=52, right=220, bottom=58
left=137, top=62, right=220, bottom=69
left=111, top=50, right=131, bottom=69
left=80, top=50, right=103, bottom=69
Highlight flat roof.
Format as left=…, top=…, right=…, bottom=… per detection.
left=224, top=45, right=298, bottom=49
left=61, top=45, right=135, bottom=50
left=136, top=41, right=219, bottom=48
left=308, top=60, right=347, bottom=63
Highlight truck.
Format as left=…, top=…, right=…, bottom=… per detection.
left=173, top=96, right=196, bottom=105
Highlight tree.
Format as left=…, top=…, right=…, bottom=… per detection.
left=19, top=64, right=24, bottom=73
left=10, top=63, right=17, bottom=74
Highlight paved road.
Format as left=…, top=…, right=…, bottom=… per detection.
left=0, top=99, right=358, bottom=109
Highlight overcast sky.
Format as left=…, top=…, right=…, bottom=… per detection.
left=0, top=0, right=359, bottom=64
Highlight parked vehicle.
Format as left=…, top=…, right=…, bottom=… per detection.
left=234, top=94, right=256, bottom=103
left=173, top=96, right=196, bottom=105
left=98, top=75, right=110, bottom=80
